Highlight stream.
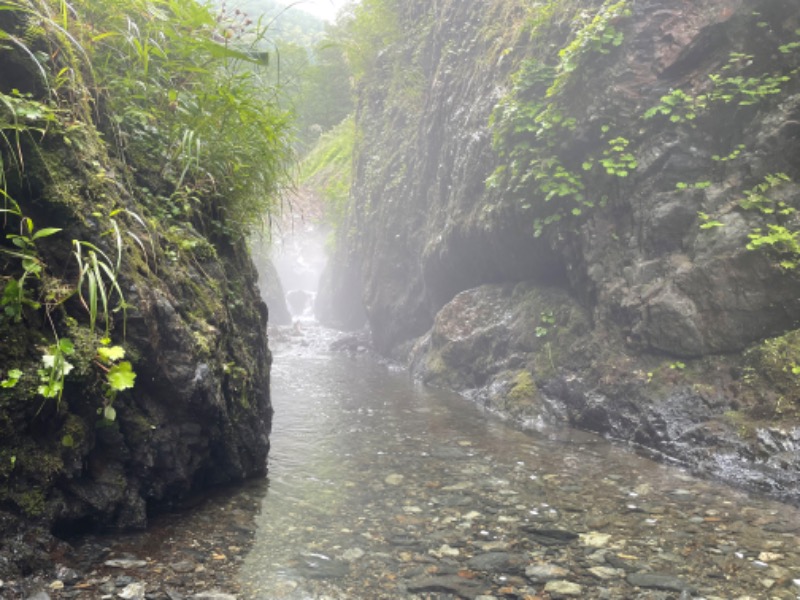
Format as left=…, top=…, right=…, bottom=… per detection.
left=48, top=325, right=800, bottom=600
left=234, top=327, right=800, bottom=599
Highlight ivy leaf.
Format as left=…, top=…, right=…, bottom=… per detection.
left=107, top=361, right=136, bottom=391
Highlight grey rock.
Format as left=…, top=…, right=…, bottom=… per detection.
left=525, top=563, right=570, bottom=583
left=543, top=580, right=583, bottom=597
left=169, top=560, right=196, bottom=574
left=406, top=575, right=484, bottom=598
left=105, top=559, right=148, bottom=569
left=117, top=582, right=146, bottom=600
left=466, top=552, right=526, bottom=573
left=627, top=572, right=696, bottom=592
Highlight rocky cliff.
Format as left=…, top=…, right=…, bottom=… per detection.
left=319, top=0, right=800, bottom=500
left=0, top=2, right=275, bottom=577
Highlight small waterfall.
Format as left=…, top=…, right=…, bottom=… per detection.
left=264, top=187, right=330, bottom=325
left=272, top=220, right=328, bottom=323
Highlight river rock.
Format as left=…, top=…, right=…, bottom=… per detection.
left=105, top=559, right=148, bottom=569
left=117, top=582, right=146, bottom=599
left=627, top=572, right=696, bottom=593
left=525, top=563, right=570, bottom=583
left=544, top=580, right=583, bottom=597
left=466, top=552, right=526, bottom=573
left=406, top=575, right=484, bottom=598
left=340, top=548, right=365, bottom=562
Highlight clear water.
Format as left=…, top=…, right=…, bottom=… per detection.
left=236, top=336, right=800, bottom=599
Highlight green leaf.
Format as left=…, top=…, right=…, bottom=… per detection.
left=700, top=221, right=724, bottom=230
left=97, top=345, right=126, bottom=363
left=107, top=361, right=136, bottom=391
left=61, top=434, right=75, bottom=448
left=1, top=368, right=22, bottom=388
left=59, top=338, right=75, bottom=355
left=104, top=405, right=117, bottom=421
left=32, top=227, right=62, bottom=240
left=38, top=381, right=62, bottom=398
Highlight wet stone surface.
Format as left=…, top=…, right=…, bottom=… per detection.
left=6, top=326, right=800, bottom=599
left=235, top=329, right=800, bottom=599
left=2, top=480, right=265, bottom=599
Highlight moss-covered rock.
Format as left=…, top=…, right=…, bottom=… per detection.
left=321, top=0, right=800, bottom=501
left=0, top=1, right=275, bottom=579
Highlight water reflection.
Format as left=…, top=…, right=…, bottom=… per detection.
left=238, top=337, right=800, bottom=599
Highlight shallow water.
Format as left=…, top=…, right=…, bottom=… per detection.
left=235, top=334, right=800, bottom=599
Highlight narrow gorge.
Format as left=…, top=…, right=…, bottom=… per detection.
left=319, top=0, right=800, bottom=500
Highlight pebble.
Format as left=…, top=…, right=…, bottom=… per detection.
left=544, top=580, right=583, bottom=597
left=525, top=563, right=569, bottom=582
left=580, top=531, right=612, bottom=547
left=117, top=582, right=146, bottom=599
left=340, top=548, right=365, bottom=561
left=384, top=474, right=404, bottom=485
left=170, top=560, right=196, bottom=573
left=588, top=566, right=624, bottom=580
left=104, top=559, right=148, bottom=569
left=627, top=572, right=696, bottom=592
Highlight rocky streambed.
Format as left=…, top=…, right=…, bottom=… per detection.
left=7, top=325, right=800, bottom=600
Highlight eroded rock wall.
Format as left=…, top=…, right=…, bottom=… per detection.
left=0, top=15, right=273, bottom=577
left=321, top=0, right=800, bottom=499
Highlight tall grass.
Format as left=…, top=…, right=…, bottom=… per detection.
left=1, top=0, right=292, bottom=232
left=74, top=0, right=293, bottom=231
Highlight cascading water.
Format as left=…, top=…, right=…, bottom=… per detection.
left=272, top=220, right=327, bottom=322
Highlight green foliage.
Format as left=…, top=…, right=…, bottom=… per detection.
left=292, top=41, right=355, bottom=150
left=0, top=199, right=60, bottom=320
left=95, top=338, right=136, bottom=422
left=301, top=115, right=355, bottom=229
left=738, top=173, right=793, bottom=215
left=36, top=337, right=75, bottom=401
left=75, top=0, right=292, bottom=231
left=733, top=174, right=799, bottom=270
left=747, top=225, right=800, bottom=269
left=643, top=88, right=707, bottom=123
left=676, top=180, right=711, bottom=191
left=712, top=144, right=746, bottom=163
left=535, top=311, right=556, bottom=338
left=1, top=368, right=22, bottom=388
left=335, top=0, right=401, bottom=81
left=697, top=212, right=724, bottom=230
left=644, top=50, right=797, bottom=125
left=547, top=0, right=630, bottom=98
left=488, top=1, right=632, bottom=238
left=597, top=136, right=637, bottom=177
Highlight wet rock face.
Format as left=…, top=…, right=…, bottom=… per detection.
left=0, top=108, right=272, bottom=580
left=338, top=0, right=800, bottom=357
left=322, top=0, right=800, bottom=498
